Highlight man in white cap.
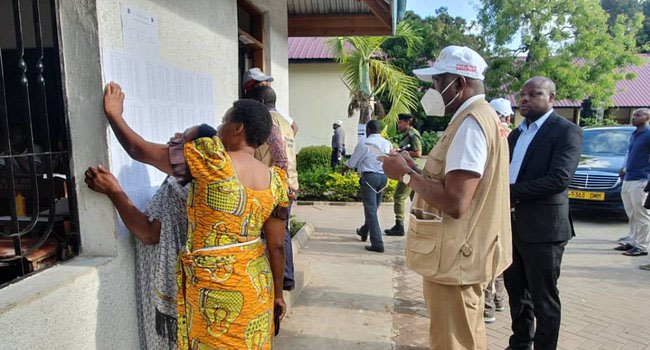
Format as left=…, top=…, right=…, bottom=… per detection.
left=243, top=67, right=299, bottom=136
left=331, top=119, right=346, bottom=170
left=382, top=45, right=512, bottom=350
left=490, top=97, right=515, bottom=133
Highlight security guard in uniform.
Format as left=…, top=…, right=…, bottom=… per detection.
left=385, top=113, right=423, bottom=236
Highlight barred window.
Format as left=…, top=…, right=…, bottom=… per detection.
left=0, top=0, right=79, bottom=287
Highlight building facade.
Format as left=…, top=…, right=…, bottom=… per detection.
left=0, top=1, right=400, bottom=348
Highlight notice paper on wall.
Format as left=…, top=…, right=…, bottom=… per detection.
left=121, top=3, right=160, bottom=59
left=101, top=47, right=216, bottom=216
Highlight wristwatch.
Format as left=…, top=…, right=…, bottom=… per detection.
left=402, top=170, right=416, bottom=185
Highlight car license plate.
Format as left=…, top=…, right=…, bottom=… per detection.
left=568, top=190, right=605, bottom=201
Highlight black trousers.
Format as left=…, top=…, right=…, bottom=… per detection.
left=504, top=238, right=567, bottom=350
left=331, top=147, right=345, bottom=170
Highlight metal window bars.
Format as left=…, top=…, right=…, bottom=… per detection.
left=0, top=0, right=79, bottom=286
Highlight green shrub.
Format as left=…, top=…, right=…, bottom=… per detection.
left=325, top=172, right=360, bottom=201
left=581, top=116, right=620, bottom=127
left=299, top=166, right=398, bottom=202
left=421, top=131, right=439, bottom=155
left=297, top=165, right=330, bottom=199
left=297, top=145, right=332, bottom=172
left=382, top=179, right=398, bottom=202
left=289, top=216, right=306, bottom=237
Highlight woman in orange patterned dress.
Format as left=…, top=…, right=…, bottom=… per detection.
left=101, top=82, right=288, bottom=349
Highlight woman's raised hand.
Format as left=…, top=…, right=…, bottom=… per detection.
left=103, top=82, right=125, bottom=121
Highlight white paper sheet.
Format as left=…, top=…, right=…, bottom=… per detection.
left=121, top=4, right=160, bottom=59
left=101, top=48, right=215, bottom=214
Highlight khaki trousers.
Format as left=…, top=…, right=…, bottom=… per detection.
left=423, top=279, right=487, bottom=350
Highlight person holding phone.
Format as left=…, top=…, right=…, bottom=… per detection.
left=341, top=120, right=393, bottom=253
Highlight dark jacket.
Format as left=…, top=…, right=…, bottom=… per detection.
left=509, top=112, right=583, bottom=243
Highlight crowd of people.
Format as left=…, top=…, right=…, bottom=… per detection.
left=85, top=43, right=650, bottom=350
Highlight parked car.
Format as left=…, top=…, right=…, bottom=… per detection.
left=569, top=126, right=634, bottom=212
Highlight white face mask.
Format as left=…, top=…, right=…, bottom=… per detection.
left=420, top=77, right=460, bottom=117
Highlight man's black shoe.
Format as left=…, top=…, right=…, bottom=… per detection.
left=615, top=243, right=634, bottom=251
left=365, top=245, right=385, bottom=253
left=623, top=247, right=648, bottom=256
left=384, top=223, right=405, bottom=236
left=356, top=228, right=368, bottom=242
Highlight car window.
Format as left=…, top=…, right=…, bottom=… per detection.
left=582, top=129, right=632, bottom=156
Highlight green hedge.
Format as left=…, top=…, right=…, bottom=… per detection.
left=297, top=161, right=397, bottom=202
left=421, top=131, right=439, bottom=155
left=297, top=145, right=331, bottom=172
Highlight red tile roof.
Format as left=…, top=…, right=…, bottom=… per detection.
left=289, top=37, right=337, bottom=60
left=505, top=54, right=650, bottom=108
left=288, top=37, right=650, bottom=108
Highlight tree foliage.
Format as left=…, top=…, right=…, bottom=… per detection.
left=479, top=0, right=643, bottom=107
left=380, top=9, right=487, bottom=132
left=383, top=9, right=487, bottom=76
left=601, top=0, right=650, bottom=51
left=327, top=22, right=421, bottom=131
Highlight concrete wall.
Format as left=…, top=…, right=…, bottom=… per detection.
left=289, top=62, right=359, bottom=151
left=0, top=1, right=288, bottom=349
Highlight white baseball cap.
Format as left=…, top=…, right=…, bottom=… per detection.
left=490, top=98, right=514, bottom=116
left=413, top=45, right=488, bottom=82
left=333, top=120, right=343, bottom=126
left=243, top=68, right=273, bottom=88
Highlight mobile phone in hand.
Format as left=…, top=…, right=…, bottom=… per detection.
left=274, top=305, right=281, bottom=336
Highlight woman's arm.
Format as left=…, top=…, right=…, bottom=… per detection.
left=263, top=215, right=287, bottom=319
left=103, top=82, right=173, bottom=175
left=85, top=165, right=161, bottom=244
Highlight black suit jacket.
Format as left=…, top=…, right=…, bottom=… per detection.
left=509, top=112, right=583, bottom=243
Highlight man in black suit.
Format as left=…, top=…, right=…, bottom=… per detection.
left=505, top=77, right=583, bottom=350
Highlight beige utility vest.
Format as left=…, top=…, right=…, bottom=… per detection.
left=406, top=98, right=512, bottom=285
left=255, top=110, right=299, bottom=191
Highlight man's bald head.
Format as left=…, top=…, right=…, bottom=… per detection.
left=632, top=108, right=650, bottom=127
left=525, top=76, right=557, bottom=96
left=519, top=76, right=556, bottom=120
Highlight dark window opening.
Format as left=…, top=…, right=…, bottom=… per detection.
left=0, top=0, right=79, bottom=288
left=237, top=0, right=265, bottom=98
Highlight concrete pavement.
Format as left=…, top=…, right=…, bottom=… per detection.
left=276, top=204, right=650, bottom=350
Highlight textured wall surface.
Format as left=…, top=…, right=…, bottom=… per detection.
left=0, top=0, right=288, bottom=349
left=289, top=62, right=358, bottom=151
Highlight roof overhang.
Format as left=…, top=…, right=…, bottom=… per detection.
left=288, top=0, right=406, bottom=37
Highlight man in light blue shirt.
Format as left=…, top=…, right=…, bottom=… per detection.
left=509, top=109, right=554, bottom=184
left=343, top=120, right=393, bottom=253
left=505, top=77, right=583, bottom=350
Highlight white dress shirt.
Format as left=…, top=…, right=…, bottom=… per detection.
left=445, top=94, right=489, bottom=176
left=509, top=109, right=554, bottom=184
left=347, top=133, right=393, bottom=174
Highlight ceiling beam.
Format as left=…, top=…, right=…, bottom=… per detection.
left=360, top=0, right=392, bottom=29
left=288, top=14, right=392, bottom=37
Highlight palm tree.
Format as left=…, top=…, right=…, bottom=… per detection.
left=328, top=22, right=422, bottom=134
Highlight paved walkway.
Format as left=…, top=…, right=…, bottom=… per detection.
left=277, top=204, right=650, bottom=350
